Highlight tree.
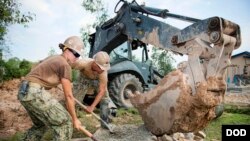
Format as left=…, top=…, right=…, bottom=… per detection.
left=48, top=47, right=57, bottom=56
left=0, top=0, right=34, bottom=52
left=0, top=50, right=4, bottom=83
left=4, top=57, right=21, bottom=79
left=151, top=47, right=175, bottom=76
left=19, top=59, right=32, bottom=76
left=2, top=57, right=32, bottom=80
left=80, top=0, right=108, bottom=57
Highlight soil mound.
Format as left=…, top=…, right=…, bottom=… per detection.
left=0, top=79, right=32, bottom=137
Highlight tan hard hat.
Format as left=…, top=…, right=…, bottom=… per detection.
left=93, top=51, right=111, bottom=71
left=63, top=36, right=84, bottom=56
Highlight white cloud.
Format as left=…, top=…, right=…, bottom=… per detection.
left=22, top=0, right=54, bottom=17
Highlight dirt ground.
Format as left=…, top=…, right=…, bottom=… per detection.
left=0, top=79, right=250, bottom=138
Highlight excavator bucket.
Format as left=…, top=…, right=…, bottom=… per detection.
left=128, top=69, right=226, bottom=135
left=128, top=18, right=241, bottom=136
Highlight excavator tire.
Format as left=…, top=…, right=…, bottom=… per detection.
left=109, top=73, right=143, bottom=108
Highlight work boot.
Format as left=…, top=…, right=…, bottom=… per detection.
left=100, top=99, right=113, bottom=129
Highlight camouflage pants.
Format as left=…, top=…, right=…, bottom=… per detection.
left=18, top=83, right=73, bottom=141
left=73, top=74, right=109, bottom=104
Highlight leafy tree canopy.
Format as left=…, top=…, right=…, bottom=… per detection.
left=2, top=57, right=32, bottom=80
left=81, top=0, right=108, bottom=56
left=0, top=0, right=34, bottom=52
left=151, top=47, right=175, bottom=75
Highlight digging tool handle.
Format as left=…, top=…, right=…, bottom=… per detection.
left=74, top=98, right=113, bottom=132
left=79, top=126, right=98, bottom=141
left=74, top=98, right=101, bottom=120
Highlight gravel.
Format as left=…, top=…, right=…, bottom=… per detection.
left=93, top=124, right=155, bottom=141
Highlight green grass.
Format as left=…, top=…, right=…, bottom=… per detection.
left=113, top=108, right=143, bottom=125
left=204, top=112, right=250, bottom=141
left=0, top=133, right=21, bottom=141
left=224, top=104, right=250, bottom=115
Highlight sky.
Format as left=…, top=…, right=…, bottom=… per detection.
left=5, top=0, right=250, bottom=67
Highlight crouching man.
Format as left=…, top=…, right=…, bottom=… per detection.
left=73, top=51, right=116, bottom=128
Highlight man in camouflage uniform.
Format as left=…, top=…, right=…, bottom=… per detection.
left=18, top=36, right=84, bottom=141
left=73, top=51, right=116, bottom=127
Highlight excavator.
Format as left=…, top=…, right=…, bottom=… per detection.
left=86, top=0, right=241, bottom=136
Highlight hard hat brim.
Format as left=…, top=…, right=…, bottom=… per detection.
left=63, top=44, right=81, bottom=56
left=96, top=63, right=110, bottom=71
